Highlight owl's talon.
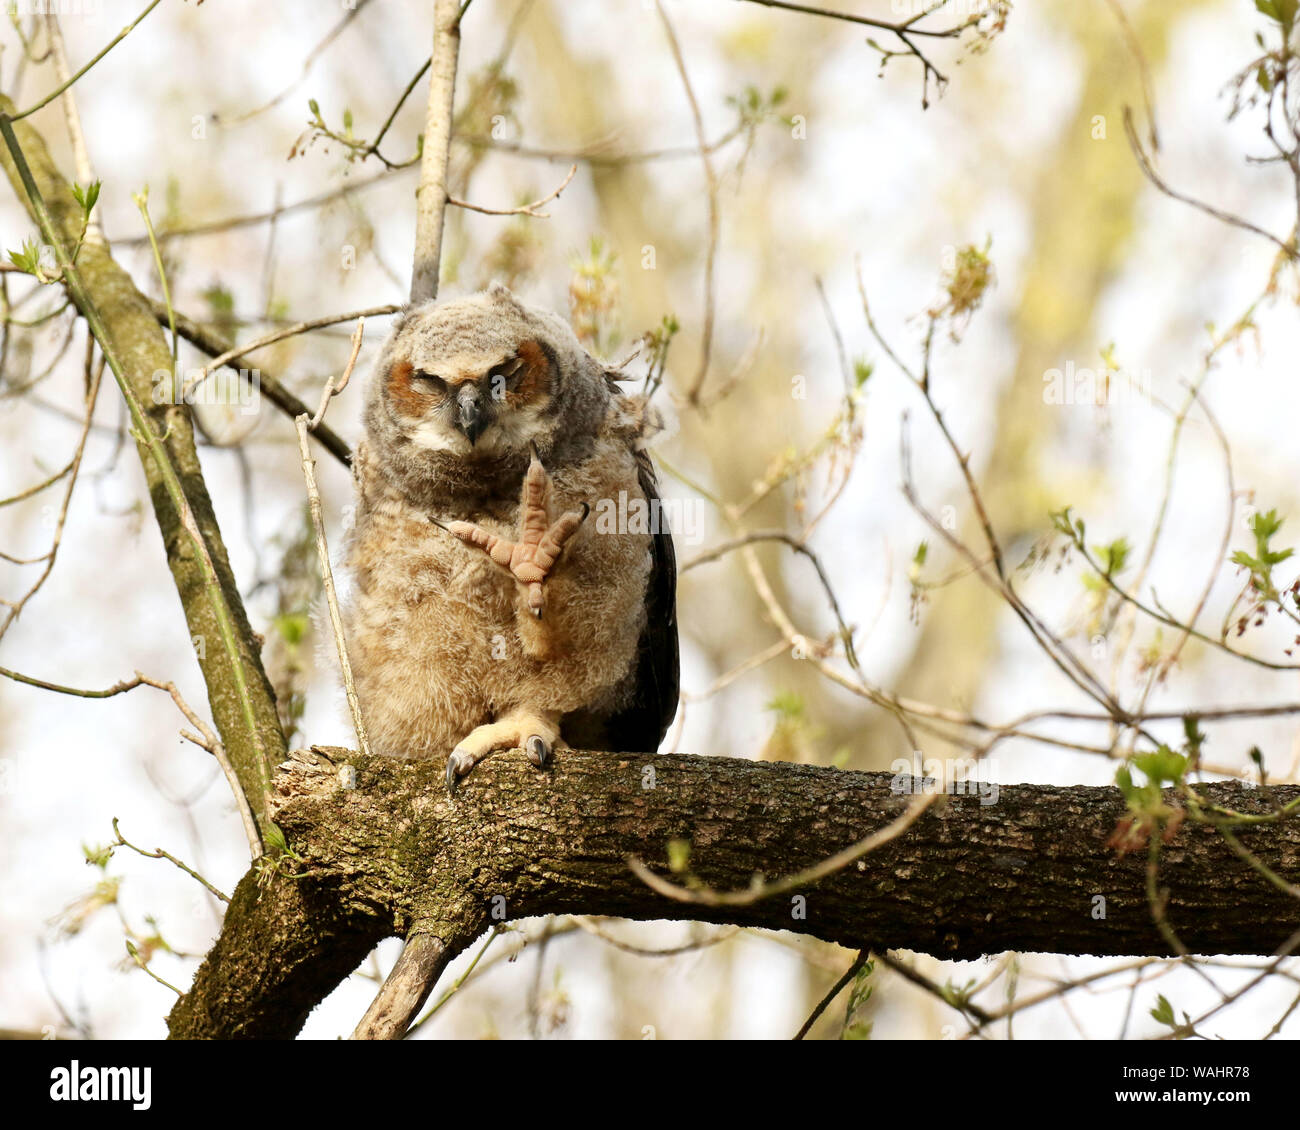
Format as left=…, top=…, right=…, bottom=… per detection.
left=525, top=734, right=551, bottom=768
left=446, top=747, right=472, bottom=794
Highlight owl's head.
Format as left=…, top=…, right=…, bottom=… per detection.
left=364, top=283, right=608, bottom=473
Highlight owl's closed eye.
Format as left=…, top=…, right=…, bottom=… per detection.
left=384, top=338, right=556, bottom=453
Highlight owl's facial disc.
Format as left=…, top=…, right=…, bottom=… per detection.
left=387, top=339, right=555, bottom=456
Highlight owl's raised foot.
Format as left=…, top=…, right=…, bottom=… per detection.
left=445, top=709, right=562, bottom=795
left=439, top=449, right=587, bottom=619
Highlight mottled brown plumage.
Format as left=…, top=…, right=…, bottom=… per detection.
left=343, top=284, right=678, bottom=790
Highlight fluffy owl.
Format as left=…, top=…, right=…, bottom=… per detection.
left=343, top=283, right=679, bottom=791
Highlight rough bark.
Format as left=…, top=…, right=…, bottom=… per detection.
left=166, top=746, right=1300, bottom=1039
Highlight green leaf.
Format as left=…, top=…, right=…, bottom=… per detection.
left=7, top=238, right=41, bottom=275
left=1092, top=536, right=1130, bottom=577
left=83, top=842, right=113, bottom=869
left=1150, top=994, right=1175, bottom=1026
left=766, top=691, right=805, bottom=719
left=1115, top=765, right=1137, bottom=802
left=273, top=610, right=309, bottom=647
left=1133, top=746, right=1187, bottom=787
left=71, top=179, right=101, bottom=217
left=263, top=820, right=288, bottom=854
left=666, top=838, right=691, bottom=874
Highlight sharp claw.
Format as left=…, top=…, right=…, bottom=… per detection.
left=578, top=501, right=590, bottom=525
left=429, top=514, right=449, bottom=531
left=525, top=735, right=551, bottom=768
left=446, top=748, right=468, bottom=795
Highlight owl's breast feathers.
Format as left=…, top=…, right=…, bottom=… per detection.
left=346, top=409, right=679, bottom=757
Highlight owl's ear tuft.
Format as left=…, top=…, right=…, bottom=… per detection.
left=396, top=298, right=440, bottom=330
left=486, top=281, right=525, bottom=309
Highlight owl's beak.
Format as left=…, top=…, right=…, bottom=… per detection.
left=456, top=385, right=487, bottom=445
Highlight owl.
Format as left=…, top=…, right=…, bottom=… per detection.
left=343, top=283, right=679, bottom=792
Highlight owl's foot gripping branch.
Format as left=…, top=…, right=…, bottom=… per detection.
left=164, top=746, right=1300, bottom=1040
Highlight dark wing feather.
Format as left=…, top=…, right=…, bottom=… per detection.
left=562, top=432, right=680, bottom=754
left=609, top=447, right=680, bottom=750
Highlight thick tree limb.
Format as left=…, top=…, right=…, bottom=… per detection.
left=166, top=747, right=1300, bottom=1039
left=0, top=100, right=286, bottom=823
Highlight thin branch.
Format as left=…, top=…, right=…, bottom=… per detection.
left=44, top=13, right=101, bottom=244
left=8, top=0, right=164, bottom=122
left=213, top=0, right=376, bottom=127
left=410, top=0, right=463, bottom=302
left=1124, top=107, right=1296, bottom=259
left=308, top=318, right=365, bottom=428
left=734, top=0, right=973, bottom=37
left=627, top=792, right=937, bottom=907
left=792, top=949, right=869, bottom=1040
left=115, top=167, right=409, bottom=247
left=183, top=304, right=396, bottom=400
left=111, top=818, right=230, bottom=904
left=447, top=162, right=576, bottom=217
left=0, top=664, right=262, bottom=858
left=658, top=0, right=718, bottom=406
left=149, top=300, right=356, bottom=468
left=295, top=416, right=371, bottom=760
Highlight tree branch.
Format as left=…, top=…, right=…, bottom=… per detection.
left=0, top=99, right=286, bottom=827
left=410, top=0, right=463, bottom=303
left=167, top=747, right=1300, bottom=1039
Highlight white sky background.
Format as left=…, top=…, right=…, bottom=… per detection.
left=2, top=0, right=1299, bottom=1039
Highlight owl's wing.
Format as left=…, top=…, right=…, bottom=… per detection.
left=624, top=446, right=681, bottom=748
left=568, top=440, right=679, bottom=754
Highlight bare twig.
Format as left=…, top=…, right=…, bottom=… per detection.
left=447, top=162, right=576, bottom=217
left=627, top=792, right=936, bottom=907
left=792, top=949, right=869, bottom=1040
left=0, top=664, right=262, bottom=859
left=148, top=299, right=356, bottom=467
left=183, top=304, right=396, bottom=400
left=1124, top=108, right=1296, bottom=259
left=8, top=0, right=164, bottom=123
left=657, top=0, right=718, bottom=406
left=294, top=416, right=371, bottom=760
left=110, top=818, right=230, bottom=904
left=43, top=14, right=101, bottom=244
left=308, top=318, right=365, bottom=428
